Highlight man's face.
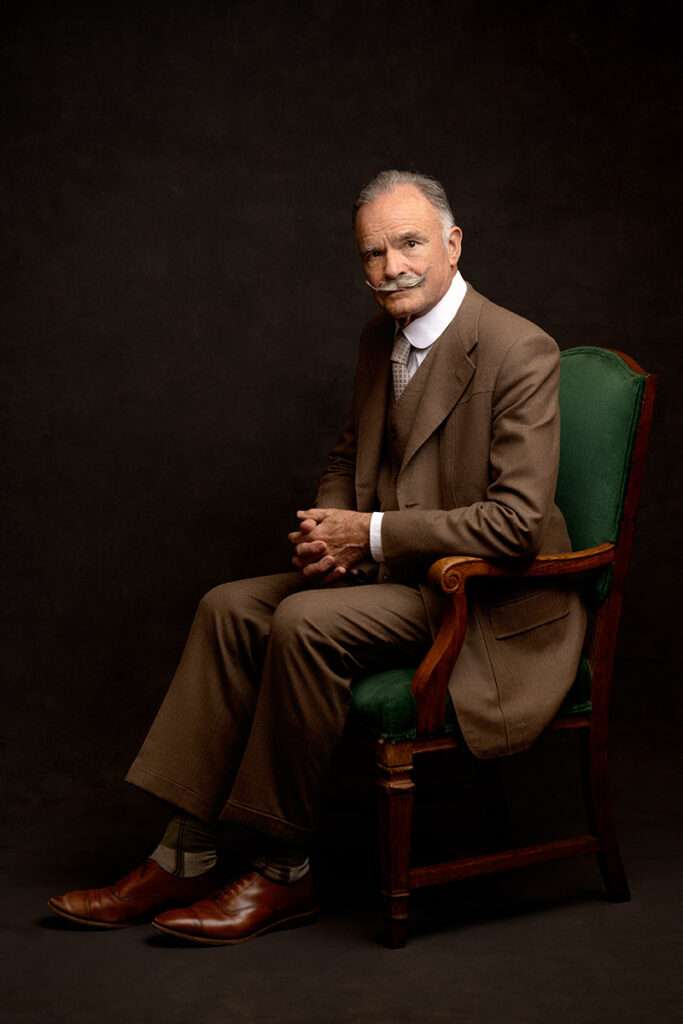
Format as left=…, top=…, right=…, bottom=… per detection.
left=355, top=184, right=462, bottom=323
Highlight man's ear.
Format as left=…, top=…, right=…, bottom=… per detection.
left=447, top=225, right=462, bottom=269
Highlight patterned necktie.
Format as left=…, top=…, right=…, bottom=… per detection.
left=391, top=331, right=412, bottom=402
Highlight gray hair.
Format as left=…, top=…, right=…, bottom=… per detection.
left=352, top=169, right=456, bottom=242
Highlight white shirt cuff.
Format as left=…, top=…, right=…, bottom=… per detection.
left=369, top=512, right=385, bottom=562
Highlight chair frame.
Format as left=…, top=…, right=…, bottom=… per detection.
left=372, top=349, right=656, bottom=948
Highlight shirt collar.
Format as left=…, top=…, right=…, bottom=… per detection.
left=398, top=270, right=467, bottom=350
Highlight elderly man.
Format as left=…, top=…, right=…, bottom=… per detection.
left=49, top=170, right=585, bottom=945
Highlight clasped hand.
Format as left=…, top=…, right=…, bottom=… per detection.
left=288, top=508, right=372, bottom=585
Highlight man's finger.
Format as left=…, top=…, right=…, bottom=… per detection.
left=296, top=540, right=326, bottom=558
left=296, top=509, right=328, bottom=523
left=293, top=554, right=330, bottom=572
left=288, top=521, right=317, bottom=545
left=302, top=555, right=335, bottom=577
left=322, top=566, right=346, bottom=585
left=296, top=541, right=326, bottom=555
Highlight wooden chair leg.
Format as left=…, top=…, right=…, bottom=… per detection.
left=376, top=740, right=415, bottom=948
left=580, top=729, right=630, bottom=902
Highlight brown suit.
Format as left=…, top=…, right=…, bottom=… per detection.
left=126, top=282, right=585, bottom=842
left=316, top=283, right=586, bottom=757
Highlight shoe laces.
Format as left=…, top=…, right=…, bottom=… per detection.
left=212, top=870, right=259, bottom=902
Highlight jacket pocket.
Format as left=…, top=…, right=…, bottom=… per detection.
left=489, top=589, right=570, bottom=640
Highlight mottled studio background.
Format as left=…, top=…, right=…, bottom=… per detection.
left=3, top=1, right=681, bottom=894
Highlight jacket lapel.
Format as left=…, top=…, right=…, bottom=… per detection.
left=399, top=285, right=482, bottom=474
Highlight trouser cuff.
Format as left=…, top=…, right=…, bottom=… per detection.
left=125, top=761, right=216, bottom=822
left=220, top=797, right=313, bottom=844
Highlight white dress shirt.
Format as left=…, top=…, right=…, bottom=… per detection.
left=369, top=270, right=468, bottom=562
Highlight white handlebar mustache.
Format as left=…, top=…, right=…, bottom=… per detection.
left=365, top=272, right=426, bottom=293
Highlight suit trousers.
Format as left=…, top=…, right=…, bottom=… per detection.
left=125, top=572, right=432, bottom=843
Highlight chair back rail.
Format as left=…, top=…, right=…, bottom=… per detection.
left=580, top=349, right=656, bottom=737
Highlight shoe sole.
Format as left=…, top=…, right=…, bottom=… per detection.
left=151, top=907, right=320, bottom=945
left=47, top=899, right=150, bottom=929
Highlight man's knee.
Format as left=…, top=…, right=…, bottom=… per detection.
left=198, top=579, right=254, bottom=619
left=270, top=590, right=335, bottom=647
left=197, top=573, right=301, bottom=626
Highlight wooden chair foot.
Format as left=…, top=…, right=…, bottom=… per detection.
left=383, top=906, right=409, bottom=948
left=581, top=733, right=631, bottom=904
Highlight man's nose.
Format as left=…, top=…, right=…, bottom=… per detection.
left=383, top=247, right=405, bottom=279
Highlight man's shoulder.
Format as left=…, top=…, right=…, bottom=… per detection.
left=449, top=286, right=559, bottom=400
left=472, top=287, right=556, bottom=349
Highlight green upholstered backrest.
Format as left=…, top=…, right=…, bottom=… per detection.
left=557, top=348, right=645, bottom=602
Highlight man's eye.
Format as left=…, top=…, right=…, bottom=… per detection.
left=405, top=240, right=419, bottom=248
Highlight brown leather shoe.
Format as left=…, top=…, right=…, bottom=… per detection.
left=48, top=859, right=222, bottom=929
left=152, top=869, right=319, bottom=945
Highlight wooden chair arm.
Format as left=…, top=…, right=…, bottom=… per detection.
left=428, top=542, right=616, bottom=592
left=412, top=542, right=615, bottom=737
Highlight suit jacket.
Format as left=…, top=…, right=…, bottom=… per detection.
left=315, top=283, right=587, bottom=758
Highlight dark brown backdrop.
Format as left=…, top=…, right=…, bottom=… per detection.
left=3, top=2, right=681, bottom=882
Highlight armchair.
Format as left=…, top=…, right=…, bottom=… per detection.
left=346, top=346, right=656, bottom=947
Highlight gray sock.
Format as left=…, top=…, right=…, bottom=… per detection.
left=150, top=813, right=218, bottom=878
left=253, top=845, right=310, bottom=884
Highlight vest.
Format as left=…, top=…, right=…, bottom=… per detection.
left=376, top=345, right=435, bottom=513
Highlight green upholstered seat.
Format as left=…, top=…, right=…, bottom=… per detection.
left=351, top=348, right=644, bottom=741
left=350, top=659, right=593, bottom=742
left=351, top=666, right=454, bottom=743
